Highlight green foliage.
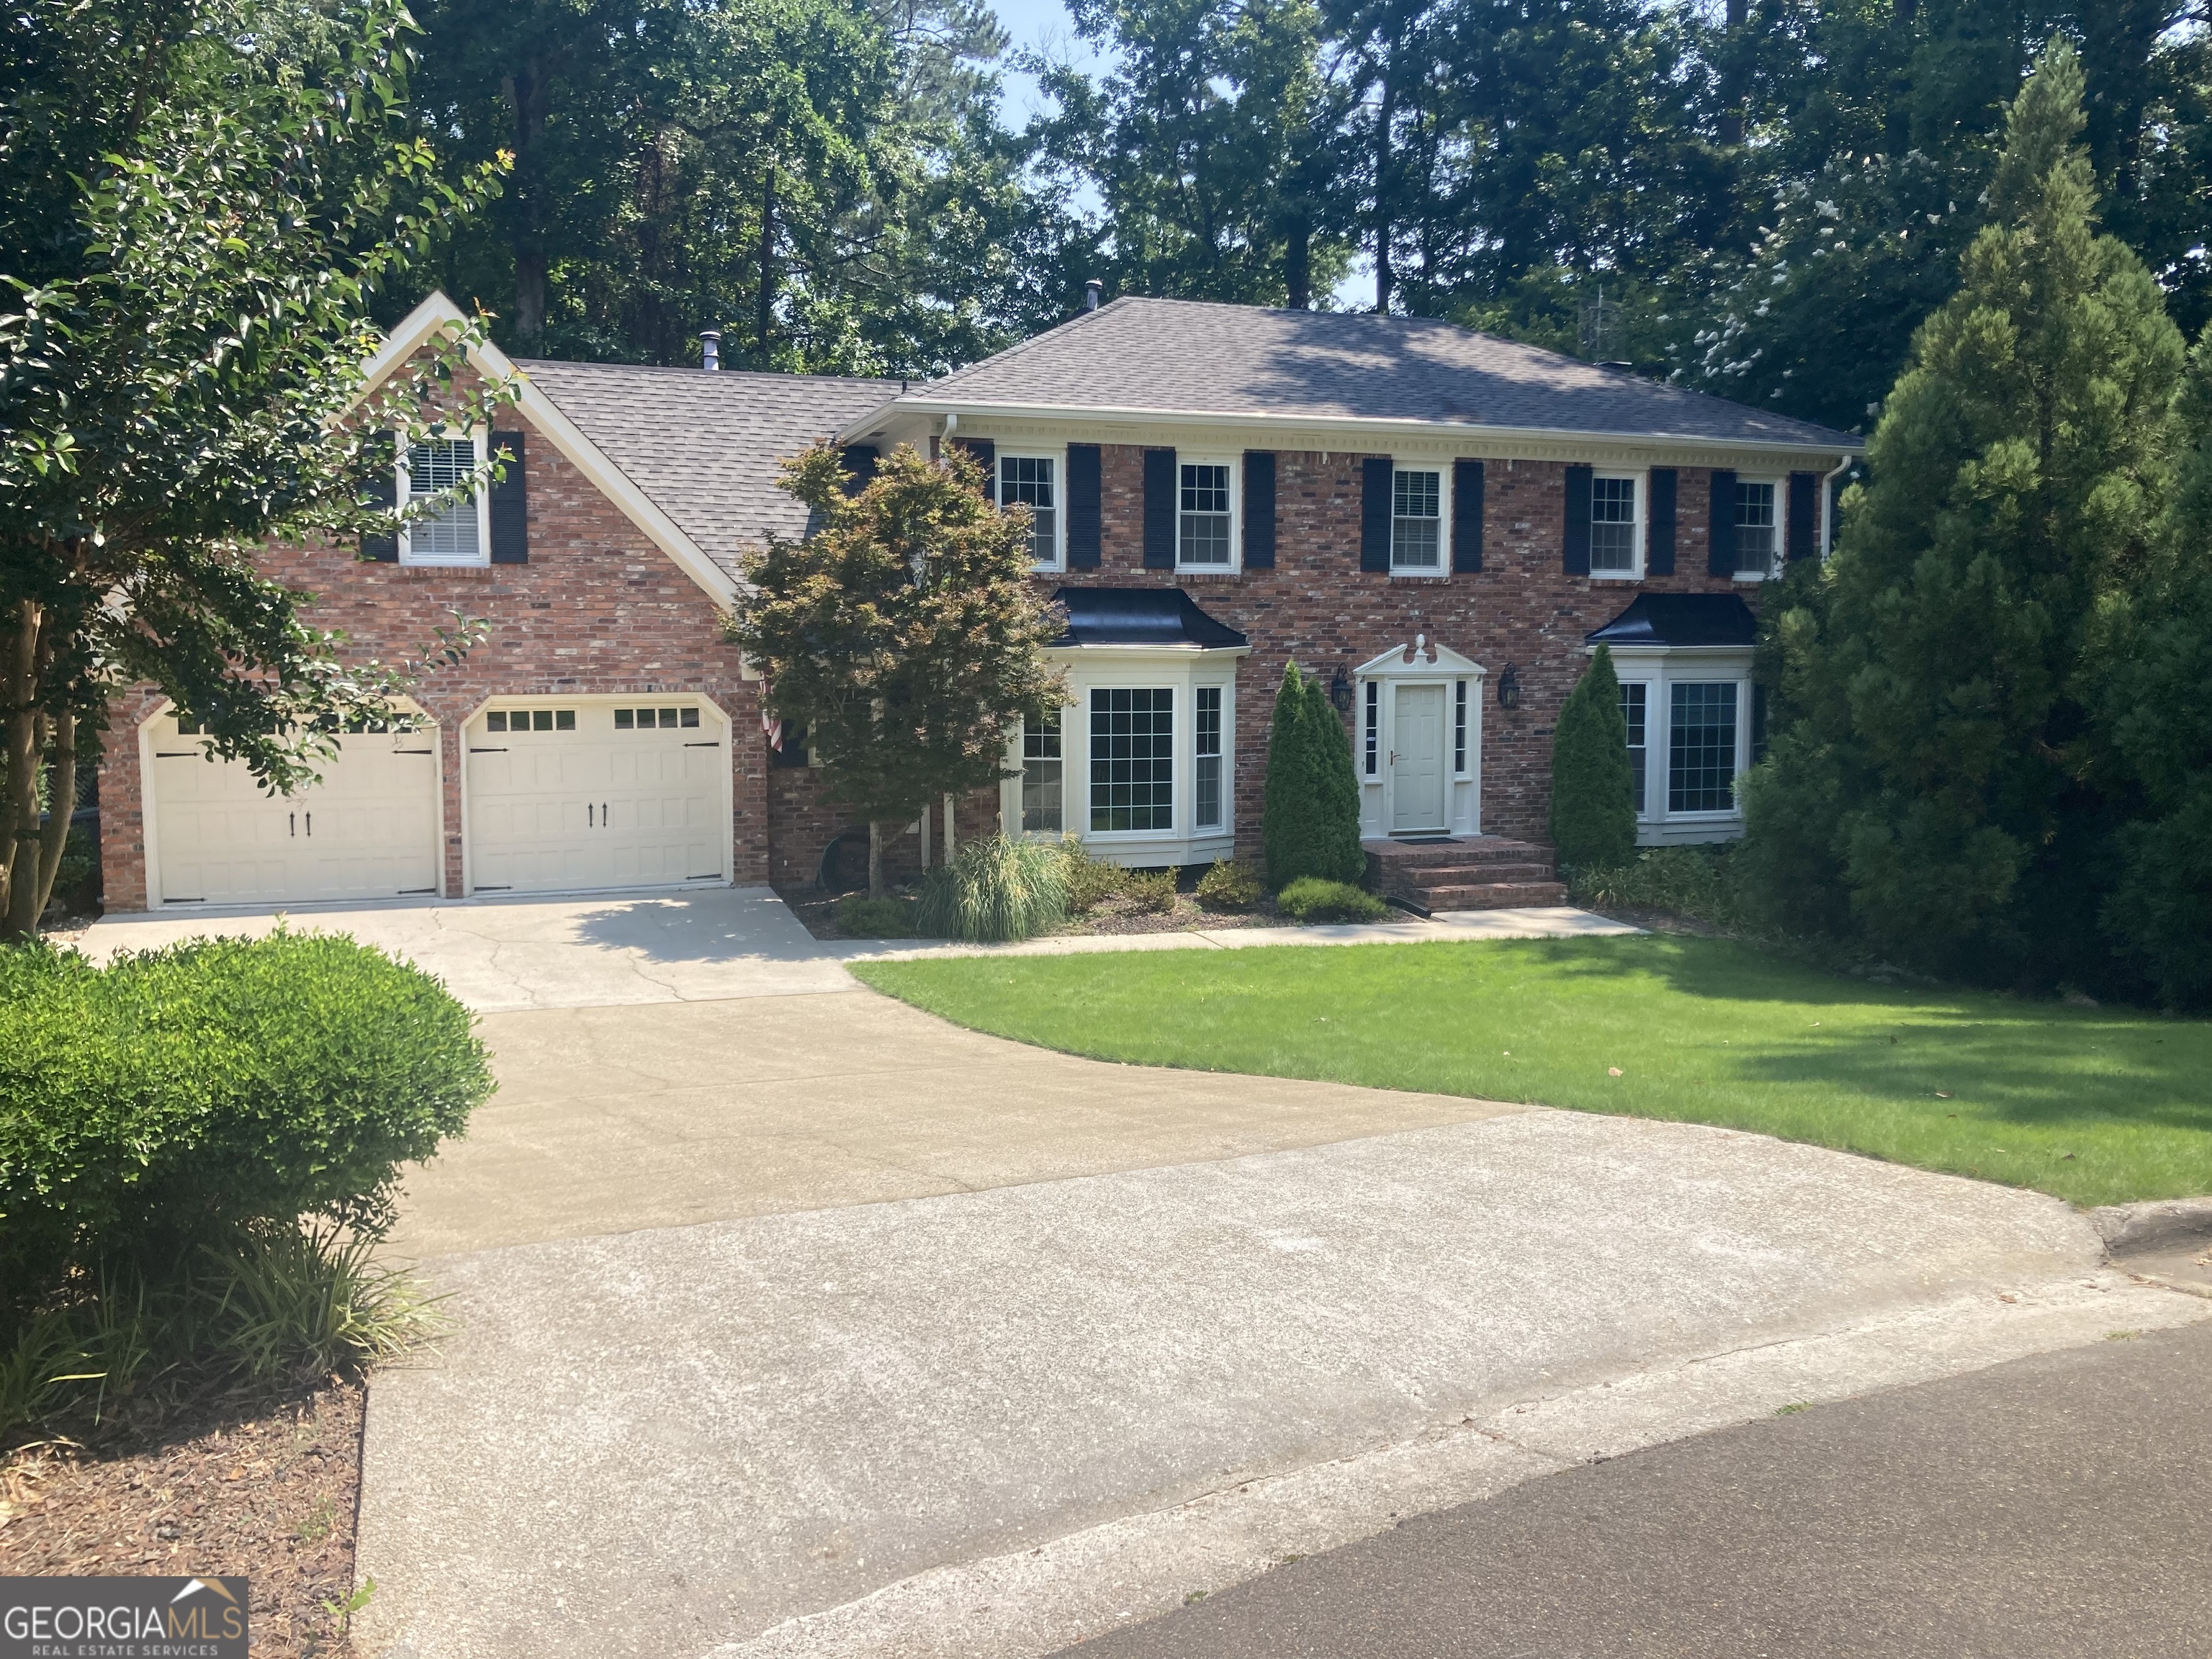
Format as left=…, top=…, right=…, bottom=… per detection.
left=1263, top=664, right=1363, bottom=889
left=1057, top=837, right=1127, bottom=913
left=0, top=932, right=493, bottom=1305
left=1121, top=866, right=1178, bottom=914
left=835, top=894, right=916, bottom=937
left=916, top=836, right=1069, bottom=942
left=1550, top=645, right=1635, bottom=874
left=1569, top=846, right=1742, bottom=930
left=1740, top=44, right=2188, bottom=991
left=1275, top=876, right=1387, bottom=924
left=724, top=443, right=1064, bottom=894
left=207, top=1222, right=447, bottom=1381
left=1195, top=859, right=1262, bottom=910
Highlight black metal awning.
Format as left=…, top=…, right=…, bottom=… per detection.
left=1050, top=586, right=1249, bottom=649
left=1586, top=592, right=1758, bottom=649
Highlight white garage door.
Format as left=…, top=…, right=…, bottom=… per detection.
left=148, top=713, right=442, bottom=905
left=465, top=701, right=729, bottom=894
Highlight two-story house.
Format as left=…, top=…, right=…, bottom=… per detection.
left=96, top=289, right=1860, bottom=916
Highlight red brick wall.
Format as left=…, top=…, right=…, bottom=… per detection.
left=98, top=399, right=768, bottom=910
left=1054, top=446, right=1744, bottom=849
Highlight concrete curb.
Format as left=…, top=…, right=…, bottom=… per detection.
left=2090, top=1196, right=2212, bottom=1256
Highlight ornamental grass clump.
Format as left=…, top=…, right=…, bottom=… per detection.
left=917, top=835, right=1069, bottom=943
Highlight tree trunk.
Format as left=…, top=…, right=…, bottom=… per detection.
left=1373, top=55, right=1398, bottom=314
left=868, top=817, right=884, bottom=899
left=756, top=158, right=777, bottom=366
left=0, top=598, right=60, bottom=942
left=505, top=59, right=554, bottom=346
left=1285, top=212, right=1311, bottom=310
left=1717, top=0, right=1749, bottom=149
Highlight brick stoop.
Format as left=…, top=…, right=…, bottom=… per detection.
left=1364, top=835, right=1568, bottom=912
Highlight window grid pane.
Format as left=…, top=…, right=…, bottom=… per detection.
left=1735, top=482, right=1777, bottom=576
left=406, top=437, right=480, bottom=562
left=1453, top=680, right=1467, bottom=773
left=1392, top=469, right=1442, bottom=569
left=1195, top=686, right=1223, bottom=830
left=1590, top=476, right=1638, bottom=574
left=1002, top=456, right=1058, bottom=566
left=1022, top=709, right=1063, bottom=833
left=1090, top=689, right=1174, bottom=831
left=1668, top=682, right=1736, bottom=812
left=1620, top=682, right=1647, bottom=814
left=1364, top=681, right=1379, bottom=775
left=1179, top=463, right=1231, bottom=565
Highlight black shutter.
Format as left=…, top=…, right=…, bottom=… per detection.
left=489, top=429, right=528, bottom=564
left=1359, top=457, right=1393, bottom=572
left=1143, top=447, right=1177, bottom=569
left=1066, top=443, right=1102, bottom=568
left=1243, top=451, right=1276, bottom=568
left=1452, top=458, right=1484, bottom=572
left=839, top=443, right=879, bottom=495
left=1786, top=470, right=1818, bottom=562
left=953, top=436, right=996, bottom=499
left=1647, top=467, right=1677, bottom=576
left=1563, top=463, right=1593, bottom=576
left=361, top=431, right=399, bottom=562
left=1708, top=468, right=1738, bottom=577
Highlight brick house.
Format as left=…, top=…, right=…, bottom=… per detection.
left=98, top=290, right=1859, bottom=915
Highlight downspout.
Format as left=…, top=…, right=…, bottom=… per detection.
left=1818, top=457, right=1851, bottom=557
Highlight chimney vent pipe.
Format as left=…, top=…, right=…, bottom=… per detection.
left=699, top=331, right=721, bottom=372
left=1083, top=279, right=1102, bottom=313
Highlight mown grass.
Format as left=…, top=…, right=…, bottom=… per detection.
left=853, top=935, right=2212, bottom=1206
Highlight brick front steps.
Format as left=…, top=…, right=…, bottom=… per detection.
left=1363, top=835, right=1568, bottom=913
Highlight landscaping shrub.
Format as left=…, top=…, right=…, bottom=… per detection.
left=917, top=835, right=1068, bottom=942
left=1058, top=837, right=1125, bottom=913
left=1550, top=644, right=1635, bottom=874
left=1264, top=663, right=1364, bottom=888
left=1276, top=876, right=1388, bottom=923
left=1195, top=859, right=1262, bottom=910
left=1569, top=845, right=1743, bottom=928
left=835, top=894, right=915, bottom=938
left=1122, top=866, right=1179, bottom=914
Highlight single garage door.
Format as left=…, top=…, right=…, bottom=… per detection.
left=148, top=712, right=442, bottom=905
left=465, top=701, right=729, bottom=894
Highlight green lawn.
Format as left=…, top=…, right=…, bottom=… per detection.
left=853, top=936, right=2212, bottom=1207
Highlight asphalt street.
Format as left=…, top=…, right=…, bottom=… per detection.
left=1061, top=1316, right=2212, bottom=1659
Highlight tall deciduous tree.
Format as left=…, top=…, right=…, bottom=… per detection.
left=0, top=0, right=513, bottom=939
left=1738, top=40, right=2185, bottom=986
left=724, top=444, right=1064, bottom=896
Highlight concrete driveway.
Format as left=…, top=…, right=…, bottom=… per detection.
left=85, top=889, right=2207, bottom=1659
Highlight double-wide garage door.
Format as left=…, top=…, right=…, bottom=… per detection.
left=148, top=714, right=442, bottom=906
left=145, top=698, right=731, bottom=906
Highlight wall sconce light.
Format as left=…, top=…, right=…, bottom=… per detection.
left=1496, top=662, right=1521, bottom=710
left=1329, top=666, right=1354, bottom=714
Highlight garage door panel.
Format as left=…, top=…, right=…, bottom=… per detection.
left=466, top=703, right=729, bottom=894
left=150, top=719, right=441, bottom=906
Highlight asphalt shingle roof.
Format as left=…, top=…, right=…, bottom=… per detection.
left=517, top=359, right=897, bottom=577
left=922, top=297, right=1860, bottom=450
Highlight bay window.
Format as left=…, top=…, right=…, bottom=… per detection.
left=1022, top=709, right=1063, bottom=832
left=1195, top=686, right=1224, bottom=830
left=1090, top=688, right=1175, bottom=832
left=1668, top=682, right=1738, bottom=812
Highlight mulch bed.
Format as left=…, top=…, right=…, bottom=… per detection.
left=0, top=1377, right=365, bottom=1658
left=783, top=884, right=1303, bottom=943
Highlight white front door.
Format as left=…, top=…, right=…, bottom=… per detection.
left=465, top=701, right=729, bottom=894
left=1389, top=683, right=1447, bottom=832
left=148, top=715, right=441, bottom=905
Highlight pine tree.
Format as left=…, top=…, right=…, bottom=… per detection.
left=1740, top=40, right=2186, bottom=984
left=1548, top=644, right=1635, bottom=873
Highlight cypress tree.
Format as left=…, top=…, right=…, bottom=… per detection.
left=1263, top=662, right=1318, bottom=887
left=1740, top=40, right=2186, bottom=985
left=1302, top=671, right=1367, bottom=884
left=1549, top=644, right=1636, bottom=873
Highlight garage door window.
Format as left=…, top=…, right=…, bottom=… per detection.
left=486, top=709, right=575, bottom=732
left=615, top=707, right=702, bottom=730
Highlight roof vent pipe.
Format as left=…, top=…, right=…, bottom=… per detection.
left=1084, top=279, right=1102, bottom=313
left=700, top=331, right=721, bottom=372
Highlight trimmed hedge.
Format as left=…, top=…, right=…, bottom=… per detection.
left=1277, top=876, right=1388, bottom=923
left=0, top=933, right=493, bottom=1309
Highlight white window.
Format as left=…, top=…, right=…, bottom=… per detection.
left=999, top=454, right=1061, bottom=570
left=1735, top=480, right=1779, bottom=579
left=400, top=432, right=489, bottom=566
left=1668, top=682, right=1738, bottom=811
left=1022, top=709, right=1063, bottom=832
left=1392, top=467, right=1444, bottom=570
left=1195, top=685, right=1224, bottom=830
left=1090, top=688, right=1174, bottom=831
left=1178, top=461, right=1236, bottom=568
left=1619, top=680, right=1649, bottom=814
left=1590, top=474, right=1642, bottom=576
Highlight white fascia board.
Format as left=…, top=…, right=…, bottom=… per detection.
left=1591, top=643, right=1756, bottom=662
left=354, top=292, right=735, bottom=607
left=845, top=397, right=1863, bottom=464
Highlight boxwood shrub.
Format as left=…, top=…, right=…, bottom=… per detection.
left=0, top=932, right=493, bottom=1310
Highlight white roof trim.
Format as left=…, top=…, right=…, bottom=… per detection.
left=1353, top=637, right=1485, bottom=678
left=357, top=292, right=736, bottom=606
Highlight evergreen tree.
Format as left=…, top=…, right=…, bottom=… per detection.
left=1548, top=645, right=1635, bottom=873
left=1302, top=670, right=1367, bottom=883
left=1739, top=40, right=2185, bottom=985
left=1262, top=663, right=1364, bottom=887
